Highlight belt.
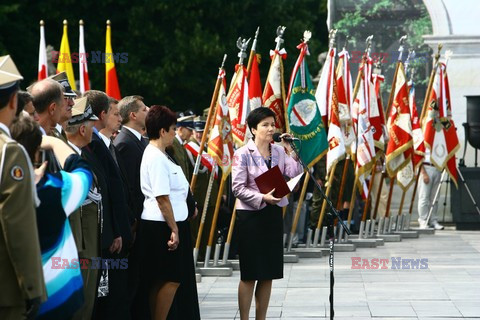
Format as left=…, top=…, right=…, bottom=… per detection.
left=423, top=162, right=434, bottom=167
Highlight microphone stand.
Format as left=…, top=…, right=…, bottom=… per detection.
left=287, top=139, right=351, bottom=320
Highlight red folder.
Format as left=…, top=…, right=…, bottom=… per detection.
left=254, top=165, right=290, bottom=198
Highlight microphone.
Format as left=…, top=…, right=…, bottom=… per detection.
left=273, top=132, right=300, bottom=143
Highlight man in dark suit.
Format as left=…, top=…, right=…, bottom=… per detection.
left=113, top=96, right=148, bottom=315
left=114, top=95, right=148, bottom=221
left=83, top=90, right=132, bottom=320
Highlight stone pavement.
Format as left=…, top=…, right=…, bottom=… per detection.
left=197, top=229, right=480, bottom=319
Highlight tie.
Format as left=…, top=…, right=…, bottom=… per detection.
left=109, top=141, right=119, bottom=166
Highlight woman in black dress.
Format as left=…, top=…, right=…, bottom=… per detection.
left=232, top=107, right=302, bottom=320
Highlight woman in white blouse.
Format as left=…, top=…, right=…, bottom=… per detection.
left=138, top=105, right=199, bottom=320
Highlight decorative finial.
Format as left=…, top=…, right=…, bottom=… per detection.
left=221, top=54, right=227, bottom=68
left=63, top=19, right=68, bottom=25
left=107, top=20, right=111, bottom=26
left=79, top=19, right=84, bottom=25
left=328, top=29, right=337, bottom=48
left=274, top=26, right=286, bottom=50
left=40, top=20, right=44, bottom=26
left=303, top=30, right=312, bottom=43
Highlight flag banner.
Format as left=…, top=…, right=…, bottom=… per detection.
left=286, top=41, right=328, bottom=168
left=185, top=141, right=218, bottom=179
left=38, top=21, right=48, bottom=80
left=57, top=21, right=76, bottom=90
left=263, top=48, right=287, bottom=131
left=105, top=21, right=121, bottom=100
left=227, top=64, right=249, bottom=145
left=248, top=54, right=262, bottom=110
left=352, top=61, right=376, bottom=199
left=208, top=70, right=235, bottom=178
left=408, top=79, right=425, bottom=169
left=423, top=62, right=460, bottom=187
left=386, top=62, right=413, bottom=177
left=79, top=21, right=90, bottom=93
left=370, top=73, right=387, bottom=157
left=326, top=79, right=346, bottom=174
left=315, top=47, right=336, bottom=127
left=336, top=50, right=355, bottom=157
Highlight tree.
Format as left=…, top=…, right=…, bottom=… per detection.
left=0, top=0, right=328, bottom=114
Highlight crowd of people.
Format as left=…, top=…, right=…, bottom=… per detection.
left=0, top=53, right=445, bottom=320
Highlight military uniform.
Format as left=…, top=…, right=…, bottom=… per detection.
left=0, top=55, right=45, bottom=319
left=64, top=98, right=101, bottom=320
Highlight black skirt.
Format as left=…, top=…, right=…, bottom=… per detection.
left=136, top=219, right=200, bottom=319
left=236, top=204, right=284, bottom=281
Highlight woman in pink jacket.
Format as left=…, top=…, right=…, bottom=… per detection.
left=232, top=107, right=302, bottom=320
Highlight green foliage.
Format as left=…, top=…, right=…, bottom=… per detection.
left=0, top=0, right=328, bottom=114
left=332, top=0, right=432, bottom=101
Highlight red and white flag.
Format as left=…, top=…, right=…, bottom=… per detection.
left=248, top=54, right=262, bottom=110
left=385, top=62, right=413, bottom=178
left=38, top=21, right=48, bottom=80
left=423, top=62, right=459, bottom=187
left=352, top=60, right=376, bottom=199
left=315, top=47, right=336, bottom=127
left=408, top=79, right=425, bottom=169
left=370, top=72, right=387, bottom=158
left=263, top=48, right=287, bottom=131
left=209, top=70, right=235, bottom=177
left=79, top=21, right=90, bottom=93
left=227, top=64, right=249, bottom=146
left=326, top=78, right=346, bottom=174
left=336, top=49, right=355, bottom=157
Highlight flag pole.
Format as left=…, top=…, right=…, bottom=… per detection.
left=190, top=55, right=227, bottom=191
left=383, top=36, right=407, bottom=230
left=408, top=45, right=442, bottom=216
left=346, top=35, right=372, bottom=231
left=287, top=172, right=311, bottom=251
left=313, top=164, right=336, bottom=246
left=334, top=39, right=352, bottom=212
left=204, top=176, right=228, bottom=267
left=193, top=164, right=217, bottom=265
left=246, top=27, right=259, bottom=76
left=222, top=201, right=237, bottom=265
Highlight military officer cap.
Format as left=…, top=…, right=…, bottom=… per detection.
left=177, top=110, right=195, bottom=130
left=68, top=97, right=99, bottom=125
left=0, top=55, right=23, bottom=97
left=193, top=116, right=206, bottom=132
left=49, top=72, right=77, bottom=97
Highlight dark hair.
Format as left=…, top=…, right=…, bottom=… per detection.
left=146, top=105, right=176, bottom=140
left=246, top=107, right=276, bottom=138
left=16, top=90, right=33, bottom=116
left=0, top=87, right=19, bottom=111
left=31, top=79, right=63, bottom=114
left=84, top=90, right=109, bottom=117
left=118, top=95, right=144, bottom=125
left=10, top=116, right=42, bottom=163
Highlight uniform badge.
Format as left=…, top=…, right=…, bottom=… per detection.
left=11, top=166, right=24, bottom=181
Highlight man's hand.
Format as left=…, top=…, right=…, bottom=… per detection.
left=109, top=236, right=122, bottom=254
left=423, top=172, right=430, bottom=184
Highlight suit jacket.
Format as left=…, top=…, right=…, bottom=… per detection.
left=232, top=139, right=302, bottom=211
left=169, top=137, right=193, bottom=181
left=83, top=132, right=132, bottom=248
left=0, top=128, right=46, bottom=306
left=113, top=127, right=146, bottom=220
